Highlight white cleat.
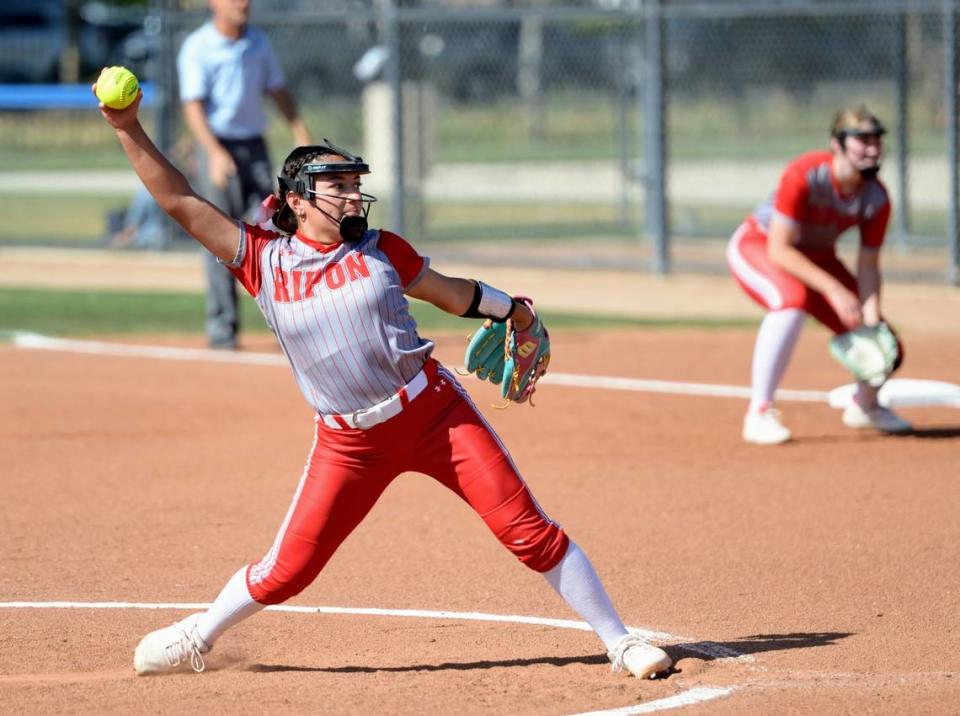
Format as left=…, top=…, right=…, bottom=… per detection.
left=742, top=407, right=792, bottom=445
left=133, top=613, right=210, bottom=675
left=842, top=402, right=912, bottom=434
left=607, top=633, right=672, bottom=680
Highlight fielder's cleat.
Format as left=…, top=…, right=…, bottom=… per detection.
left=842, top=402, right=912, bottom=434
left=133, top=613, right=210, bottom=675
left=742, top=407, right=792, bottom=445
left=607, top=633, right=672, bottom=680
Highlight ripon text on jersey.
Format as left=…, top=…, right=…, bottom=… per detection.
left=272, top=253, right=370, bottom=303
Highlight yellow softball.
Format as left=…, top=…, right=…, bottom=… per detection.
left=95, top=66, right=139, bottom=110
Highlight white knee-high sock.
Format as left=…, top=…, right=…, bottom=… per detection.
left=543, top=541, right=629, bottom=651
left=195, top=567, right=265, bottom=647
left=748, top=308, right=807, bottom=413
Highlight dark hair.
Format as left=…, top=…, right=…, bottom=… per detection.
left=272, top=144, right=345, bottom=234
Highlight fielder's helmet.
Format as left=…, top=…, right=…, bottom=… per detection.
left=831, top=107, right=886, bottom=143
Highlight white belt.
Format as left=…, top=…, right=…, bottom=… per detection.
left=321, top=368, right=429, bottom=430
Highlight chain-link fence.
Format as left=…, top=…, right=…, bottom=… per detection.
left=1, top=0, right=957, bottom=283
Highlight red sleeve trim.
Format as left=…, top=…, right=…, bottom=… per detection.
left=773, top=159, right=811, bottom=224
left=377, top=230, right=426, bottom=288
left=227, top=223, right=278, bottom=297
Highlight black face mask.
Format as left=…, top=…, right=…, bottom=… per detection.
left=275, top=141, right=377, bottom=240
left=339, top=214, right=368, bottom=242
left=837, top=131, right=884, bottom=182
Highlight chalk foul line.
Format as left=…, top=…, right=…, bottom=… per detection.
left=17, top=331, right=959, bottom=408
left=8, top=331, right=827, bottom=403
left=0, top=600, right=741, bottom=713
left=0, top=600, right=744, bottom=659
left=10, top=331, right=289, bottom=366
left=568, top=686, right=738, bottom=716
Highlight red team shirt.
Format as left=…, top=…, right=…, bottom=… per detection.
left=727, top=150, right=891, bottom=333
left=753, top=150, right=890, bottom=253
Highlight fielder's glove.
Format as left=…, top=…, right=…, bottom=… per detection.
left=828, top=321, right=899, bottom=387
left=465, top=297, right=551, bottom=404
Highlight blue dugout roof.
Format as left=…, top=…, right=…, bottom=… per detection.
left=0, top=83, right=155, bottom=110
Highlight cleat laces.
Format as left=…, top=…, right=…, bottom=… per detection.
left=608, top=633, right=647, bottom=673
left=163, top=624, right=207, bottom=673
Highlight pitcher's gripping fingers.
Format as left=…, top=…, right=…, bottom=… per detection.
left=502, top=298, right=551, bottom=403
left=465, top=320, right=507, bottom=383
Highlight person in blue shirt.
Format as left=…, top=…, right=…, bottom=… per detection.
left=107, top=184, right=166, bottom=249
left=177, top=0, right=312, bottom=349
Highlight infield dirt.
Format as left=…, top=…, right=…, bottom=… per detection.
left=1, top=247, right=959, bottom=714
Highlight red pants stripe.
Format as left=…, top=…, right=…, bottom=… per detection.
left=247, top=359, right=568, bottom=605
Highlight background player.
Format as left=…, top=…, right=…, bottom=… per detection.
left=95, top=89, right=672, bottom=681
left=178, top=0, right=312, bottom=349
left=726, top=106, right=912, bottom=445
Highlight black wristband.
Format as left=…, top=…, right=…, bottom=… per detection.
left=460, top=280, right=516, bottom=322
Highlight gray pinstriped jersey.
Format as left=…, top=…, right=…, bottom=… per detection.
left=228, top=224, right=433, bottom=415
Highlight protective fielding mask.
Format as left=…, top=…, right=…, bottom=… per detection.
left=274, top=139, right=378, bottom=242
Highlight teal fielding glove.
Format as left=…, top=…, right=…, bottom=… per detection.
left=464, top=297, right=551, bottom=404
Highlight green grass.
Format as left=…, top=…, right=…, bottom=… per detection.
left=1, top=88, right=950, bottom=248
left=436, top=93, right=624, bottom=162
left=0, top=90, right=950, bottom=170
left=0, top=191, right=949, bottom=251
left=0, top=194, right=131, bottom=245
left=0, top=286, right=753, bottom=340
left=425, top=200, right=635, bottom=242
left=0, top=287, right=232, bottom=336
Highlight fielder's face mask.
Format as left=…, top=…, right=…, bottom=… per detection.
left=275, top=140, right=378, bottom=242
left=832, top=117, right=887, bottom=180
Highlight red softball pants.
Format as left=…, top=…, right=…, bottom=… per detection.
left=727, top=218, right=861, bottom=335
left=246, top=359, right=569, bottom=605
left=727, top=219, right=904, bottom=367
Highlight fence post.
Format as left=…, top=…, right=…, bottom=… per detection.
left=151, top=0, right=176, bottom=249
left=643, top=0, right=669, bottom=274
left=946, top=0, right=959, bottom=285
left=893, top=11, right=910, bottom=247
left=383, top=0, right=406, bottom=236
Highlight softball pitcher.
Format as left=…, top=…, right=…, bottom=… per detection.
left=727, top=106, right=911, bottom=445
left=96, top=89, right=671, bottom=680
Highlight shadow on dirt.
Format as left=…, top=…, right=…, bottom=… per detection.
left=248, top=652, right=610, bottom=674
left=249, top=632, right=856, bottom=675
left=909, top=426, right=960, bottom=439
left=671, top=631, right=853, bottom=661
left=248, top=634, right=852, bottom=678
left=792, top=426, right=960, bottom=444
